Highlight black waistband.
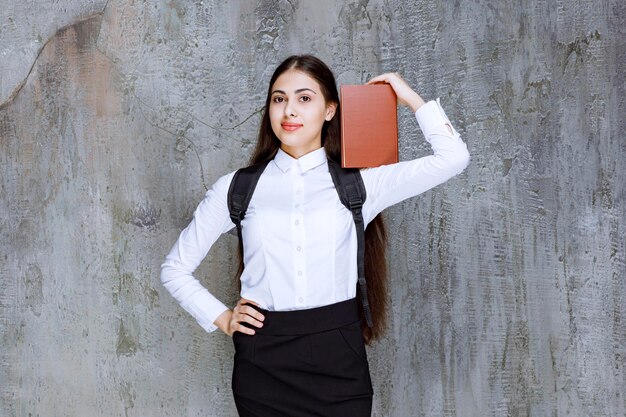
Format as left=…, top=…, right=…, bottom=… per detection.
left=243, top=298, right=360, bottom=336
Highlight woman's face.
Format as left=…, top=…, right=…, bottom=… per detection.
left=269, top=69, right=336, bottom=159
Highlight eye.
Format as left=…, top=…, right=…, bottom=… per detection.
left=300, top=95, right=311, bottom=102
left=272, top=96, right=285, bottom=103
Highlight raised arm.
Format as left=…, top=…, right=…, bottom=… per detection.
left=361, top=74, right=470, bottom=223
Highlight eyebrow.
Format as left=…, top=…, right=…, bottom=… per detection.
left=270, top=88, right=318, bottom=95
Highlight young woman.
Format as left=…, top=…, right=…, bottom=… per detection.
left=161, top=55, right=469, bottom=417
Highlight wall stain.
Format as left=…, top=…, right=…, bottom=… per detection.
left=559, top=30, right=601, bottom=73
left=0, top=14, right=104, bottom=111
left=112, top=201, right=162, bottom=230
left=119, top=381, right=135, bottom=417
left=127, top=204, right=161, bottom=229
left=523, top=79, right=551, bottom=98
left=591, top=168, right=614, bottom=210
left=23, top=263, right=44, bottom=317
left=490, top=79, right=515, bottom=119
left=162, top=0, right=186, bottom=36
left=116, top=319, right=138, bottom=357
left=502, top=158, right=513, bottom=177
left=112, top=270, right=160, bottom=310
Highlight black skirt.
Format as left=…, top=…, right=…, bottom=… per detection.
left=231, top=297, right=373, bottom=417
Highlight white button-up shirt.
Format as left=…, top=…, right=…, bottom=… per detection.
left=161, top=99, right=470, bottom=332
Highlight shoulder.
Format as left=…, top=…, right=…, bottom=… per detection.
left=203, top=169, right=238, bottom=198
left=206, top=160, right=274, bottom=197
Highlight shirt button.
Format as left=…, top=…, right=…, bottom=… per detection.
left=296, top=246, right=301, bottom=252
left=294, top=203, right=300, bottom=209
left=297, top=270, right=303, bottom=276
left=298, top=297, right=304, bottom=303
left=294, top=220, right=299, bottom=225
left=296, top=189, right=302, bottom=194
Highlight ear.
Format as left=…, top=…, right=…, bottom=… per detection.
left=325, top=102, right=337, bottom=121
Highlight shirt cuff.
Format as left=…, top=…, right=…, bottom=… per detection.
left=183, top=291, right=230, bottom=333
left=414, top=97, right=458, bottom=139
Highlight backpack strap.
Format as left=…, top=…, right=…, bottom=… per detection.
left=327, top=159, right=373, bottom=328
left=227, top=160, right=271, bottom=258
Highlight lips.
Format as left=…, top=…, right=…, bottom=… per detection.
left=281, top=122, right=303, bottom=131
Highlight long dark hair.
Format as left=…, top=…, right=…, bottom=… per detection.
left=237, top=55, right=388, bottom=343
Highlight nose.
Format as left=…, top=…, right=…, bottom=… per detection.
left=284, top=100, right=297, bottom=117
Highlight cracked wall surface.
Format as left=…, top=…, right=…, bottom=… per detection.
left=1, top=0, right=625, bottom=416
left=0, top=0, right=107, bottom=106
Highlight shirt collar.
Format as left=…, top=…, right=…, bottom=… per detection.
left=274, top=147, right=327, bottom=174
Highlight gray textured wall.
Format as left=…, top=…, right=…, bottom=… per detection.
left=1, top=0, right=624, bottom=416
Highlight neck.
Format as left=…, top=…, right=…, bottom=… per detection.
left=280, top=145, right=323, bottom=159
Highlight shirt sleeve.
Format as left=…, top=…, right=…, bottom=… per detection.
left=360, top=98, right=470, bottom=224
left=160, top=170, right=237, bottom=333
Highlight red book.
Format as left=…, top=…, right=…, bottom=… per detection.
left=340, top=84, right=398, bottom=168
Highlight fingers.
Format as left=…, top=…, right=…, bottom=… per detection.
left=230, top=298, right=265, bottom=336
left=366, top=72, right=404, bottom=85
left=238, top=297, right=260, bottom=307
left=365, top=72, right=411, bottom=98
left=366, top=72, right=424, bottom=111
left=236, top=300, right=265, bottom=326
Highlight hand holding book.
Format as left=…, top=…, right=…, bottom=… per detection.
left=366, top=72, right=425, bottom=113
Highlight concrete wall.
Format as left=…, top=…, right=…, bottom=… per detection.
left=1, top=0, right=624, bottom=416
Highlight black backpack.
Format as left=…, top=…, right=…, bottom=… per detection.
left=227, top=157, right=373, bottom=327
